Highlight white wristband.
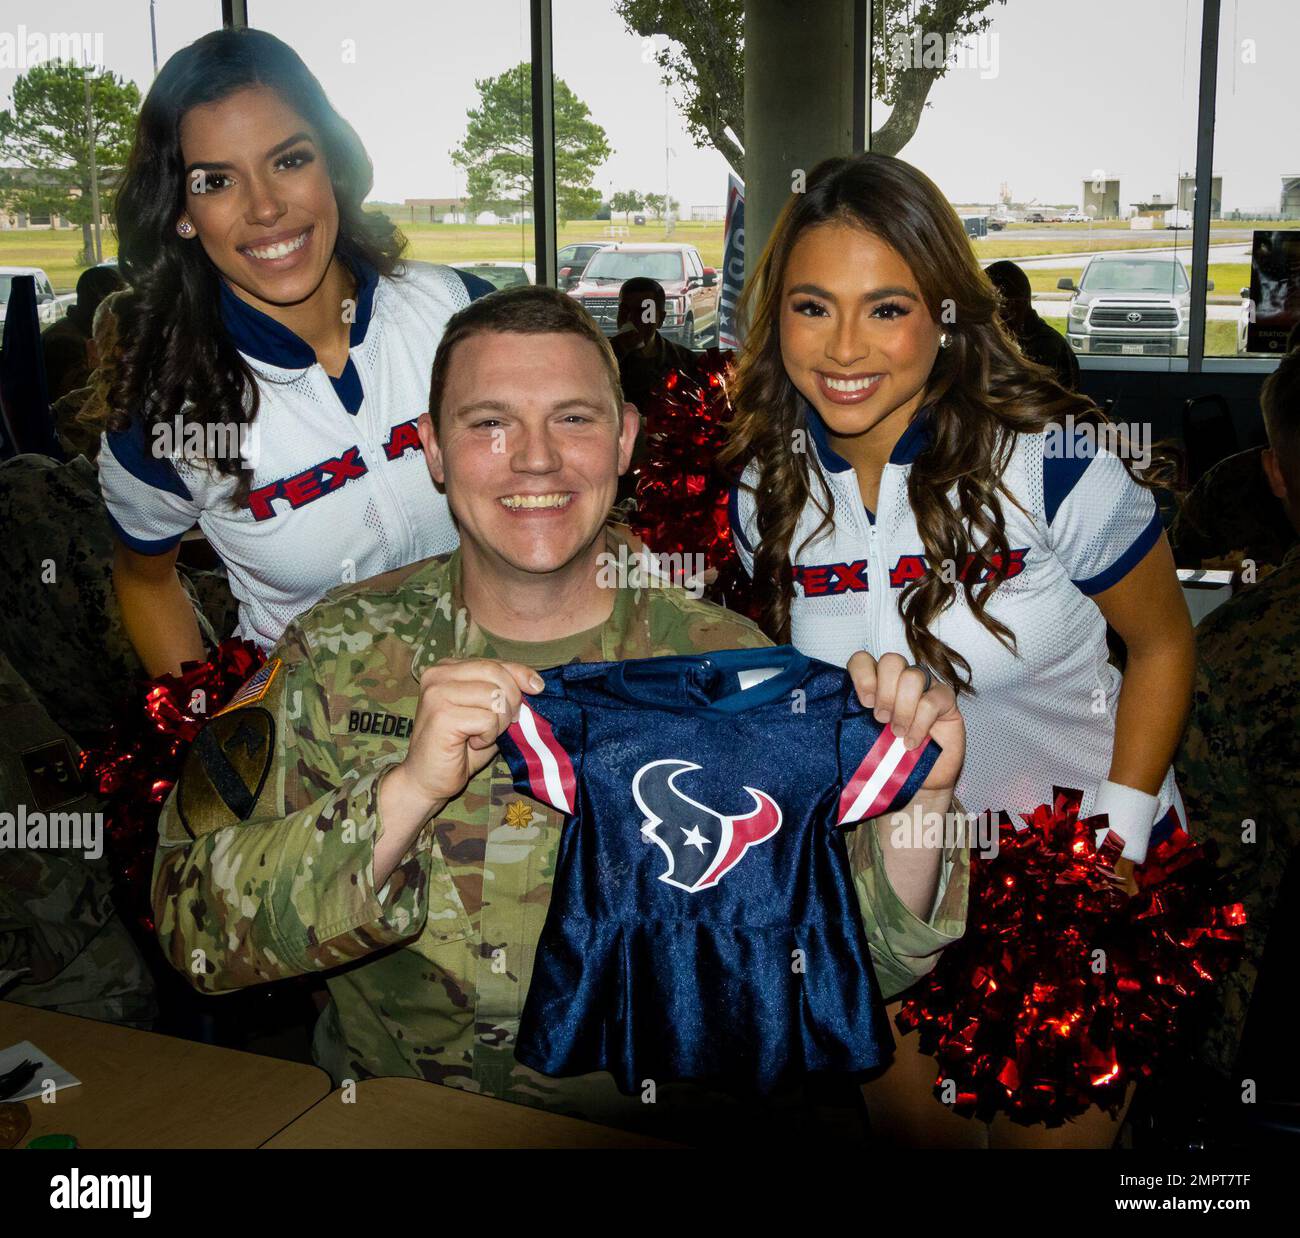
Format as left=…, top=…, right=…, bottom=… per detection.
left=1091, top=779, right=1159, bottom=864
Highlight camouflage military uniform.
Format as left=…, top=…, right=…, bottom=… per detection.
left=1168, top=447, right=1296, bottom=571
left=0, top=453, right=232, bottom=743
left=0, top=653, right=157, bottom=1028
left=1175, top=541, right=1300, bottom=1075
left=50, top=383, right=108, bottom=463
left=153, top=536, right=969, bottom=1142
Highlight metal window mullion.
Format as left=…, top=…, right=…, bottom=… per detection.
left=530, top=0, right=557, bottom=286
left=1187, top=0, right=1222, bottom=372
left=854, top=0, right=870, bottom=153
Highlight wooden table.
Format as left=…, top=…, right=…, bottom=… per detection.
left=0, top=1001, right=331, bottom=1149
left=261, top=1077, right=679, bottom=1149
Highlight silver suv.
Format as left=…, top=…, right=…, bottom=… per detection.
left=0, top=266, right=64, bottom=327
left=1059, top=253, right=1209, bottom=357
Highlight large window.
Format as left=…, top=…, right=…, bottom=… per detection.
left=870, top=0, right=1206, bottom=370
left=6, top=1, right=1292, bottom=371
left=1204, top=0, right=1300, bottom=358
left=551, top=1, right=735, bottom=351
left=0, top=1, right=220, bottom=299
left=250, top=0, right=533, bottom=283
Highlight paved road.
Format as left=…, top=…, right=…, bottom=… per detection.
left=989, top=243, right=1251, bottom=271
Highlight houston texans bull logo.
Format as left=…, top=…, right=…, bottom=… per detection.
left=632, top=759, right=782, bottom=892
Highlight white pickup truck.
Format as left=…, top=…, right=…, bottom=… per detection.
left=0, top=266, right=70, bottom=328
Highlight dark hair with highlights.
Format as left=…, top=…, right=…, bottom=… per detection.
left=718, top=152, right=1160, bottom=693
left=104, top=28, right=405, bottom=500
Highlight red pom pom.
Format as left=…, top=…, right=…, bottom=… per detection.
left=626, top=349, right=759, bottom=621
left=78, top=640, right=268, bottom=931
left=896, top=788, right=1245, bottom=1126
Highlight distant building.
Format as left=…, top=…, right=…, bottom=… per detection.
left=690, top=204, right=724, bottom=222
left=402, top=196, right=471, bottom=223
left=0, top=166, right=107, bottom=230
left=1177, top=174, right=1222, bottom=218
left=1082, top=177, right=1121, bottom=220
left=1282, top=176, right=1300, bottom=220
left=1132, top=194, right=1173, bottom=221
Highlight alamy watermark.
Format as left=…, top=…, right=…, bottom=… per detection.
left=1043, top=413, right=1152, bottom=471
left=151, top=415, right=260, bottom=467
left=889, top=802, right=1001, bottom=860
left=0, top=805, right=103, bottom=860
left=596, top=542, right=708, bottom=599
left=0, top=27, right=105, bottom=69
left=889, top=30, right=1000, bottom=80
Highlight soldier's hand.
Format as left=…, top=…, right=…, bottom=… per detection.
left=398, top=658, right=543, bottom=810
left=847, top=650, right=965, bottom=793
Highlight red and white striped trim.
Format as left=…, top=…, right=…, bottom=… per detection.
left=837, top=728, right=924, bottom=824
left=510, top=701, right=577, bottom=815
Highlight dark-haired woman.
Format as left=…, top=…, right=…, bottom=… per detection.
left=722, top=152, right=1196, bottom=1147
left=100, top=29, right=492, bottom=674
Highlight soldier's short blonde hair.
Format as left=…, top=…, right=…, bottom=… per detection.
left=428, top=285, right=624, bottom=430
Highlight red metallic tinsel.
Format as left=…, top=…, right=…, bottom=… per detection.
left=896, top=787, right=1245, bottom=1127
left=626, top=348, right=757, bottom=620
left=77, top=639, right=267, bottom=932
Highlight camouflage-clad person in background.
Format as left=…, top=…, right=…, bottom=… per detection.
left=0, top=452, right=235, bottom=743
left=1168, top=447, right=1295, bottom=573
left=0, top=652, right=157, bottom=1028
left=153, top=287, right=969, bottom=1144
left=1176, top=350, right=1300, bottom=1078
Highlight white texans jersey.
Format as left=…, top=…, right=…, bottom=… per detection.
left=100, top=260, right=493, bottom=650
left=731, top=401, right=1185, bottom=835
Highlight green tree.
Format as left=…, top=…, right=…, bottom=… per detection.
left=615, top=0, right=1008, bottom=174
left=640, top=193, right=679, bottom=221
left=0, top=61, right=140, bottom=265
left=611, top=188, right=645, bottom=220
left=450, top=63, right=611, bottom=226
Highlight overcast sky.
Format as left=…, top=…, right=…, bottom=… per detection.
left=8, top=1, right=1295, bottom=216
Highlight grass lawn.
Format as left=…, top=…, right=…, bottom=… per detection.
left=2, top=217, right=726, bottom=292
left=1016, top=262, right=1250, bottom=296
left=0, top=227, right=109, bottom=291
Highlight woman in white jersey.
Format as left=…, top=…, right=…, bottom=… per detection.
left=722, top=153, right=1196, bottom=1147
left=100, top=29, right=492, bottom=674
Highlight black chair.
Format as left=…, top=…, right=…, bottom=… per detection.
left=1182, top=394, right=1240, bottom=486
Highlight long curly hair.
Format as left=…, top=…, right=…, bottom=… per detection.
left=718, top=153, right=1158, bottom=693
left=104, top=28, right=405, bottom=500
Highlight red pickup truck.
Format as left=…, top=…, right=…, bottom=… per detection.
left=566, top=242, right=719, bottom=348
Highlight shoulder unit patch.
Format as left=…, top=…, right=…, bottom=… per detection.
left=177, top=707, right=276, bottom=839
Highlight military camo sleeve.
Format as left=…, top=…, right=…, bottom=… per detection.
left=1175, top=655, right=1262, bottom=1075
left=151, top=625, right=445, bottom=993
left=848, top=820, right=970, bottom=1000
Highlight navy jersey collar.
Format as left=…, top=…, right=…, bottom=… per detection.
left=218, top=255, right=380, bottom=370
left=803, top=398, right=933, bottom=472
left=604, top=645, right=812, bottom=714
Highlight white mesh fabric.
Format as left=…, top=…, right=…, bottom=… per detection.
left=105, top=263, right=466, bottom=651
left=739, top=428, right=1180, bottom=827
left=1048, top=448, right=1158, bottom=585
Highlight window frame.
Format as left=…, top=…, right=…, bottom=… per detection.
left=232, top=0, right=1275, bottom=375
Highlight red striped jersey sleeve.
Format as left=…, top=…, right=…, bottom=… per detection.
left=835, top=703, right=940, bottom=826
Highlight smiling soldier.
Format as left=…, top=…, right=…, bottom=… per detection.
left=151, top=285, right=969, bottom=1145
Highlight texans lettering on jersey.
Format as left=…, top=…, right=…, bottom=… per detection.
left=793, top=549, right=1028, bottom=597
left=245, top=421, right=423, bottom=521
left=731, top=400, right=1185, bottom=838
left=494, top=646, right=940, bottom=1095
